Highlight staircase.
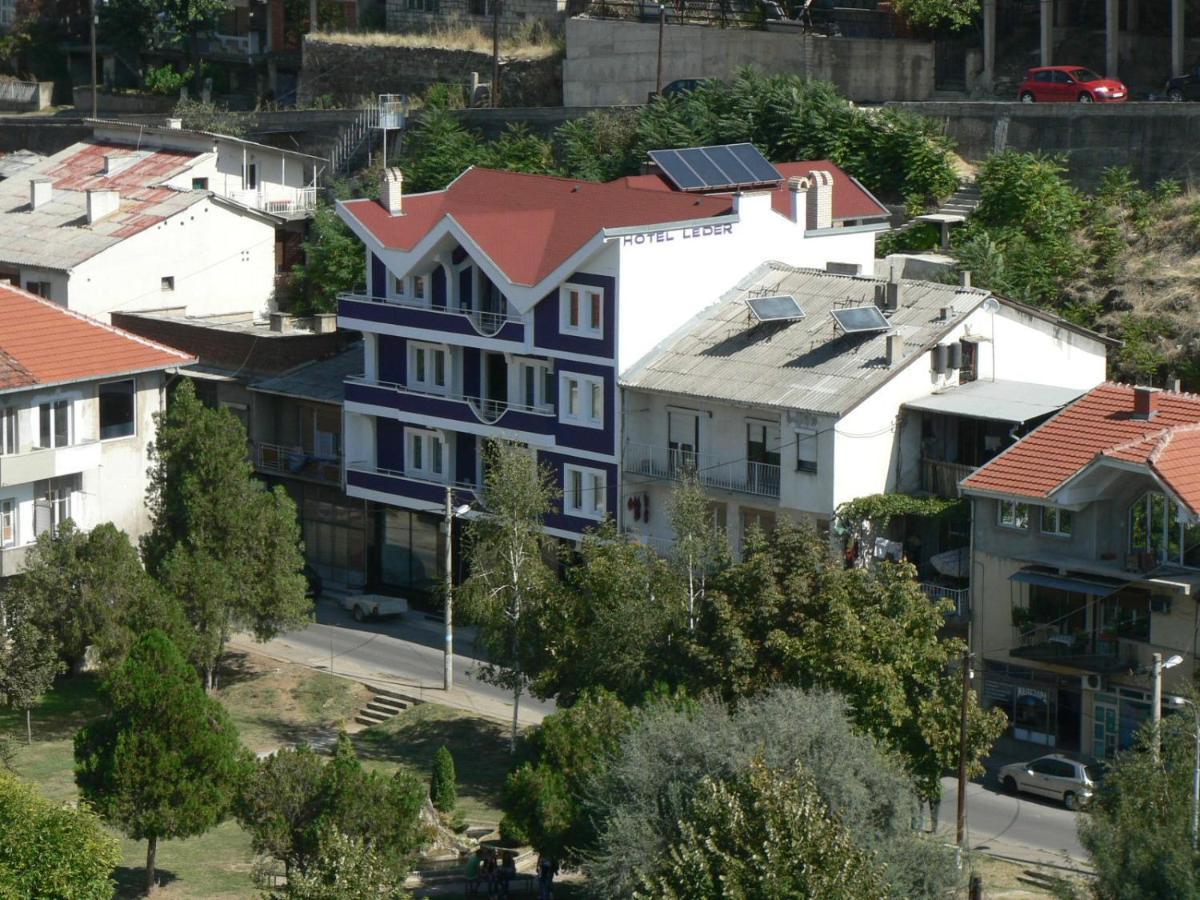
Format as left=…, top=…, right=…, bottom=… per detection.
left=888, top=177, right=982, bottom=241
left=354, top=685, right=413, bottom=727
left=328, top=103, right=380, bottom=177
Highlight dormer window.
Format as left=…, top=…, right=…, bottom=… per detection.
left=561, top=284, right=603, bottom=338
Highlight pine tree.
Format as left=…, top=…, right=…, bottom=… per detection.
left=74, top=629, right=247, bottom=894
left=430, top=746, right=457, bottom=814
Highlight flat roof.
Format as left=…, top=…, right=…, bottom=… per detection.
left=250, top=345, right=363, bottom=404
left=902, top=379, right=1088, bottom=423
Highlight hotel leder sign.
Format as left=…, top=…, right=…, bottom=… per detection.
left=621, top=223, right=735, bottom=246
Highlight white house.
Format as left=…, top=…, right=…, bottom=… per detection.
left=0, top=118, right=325, bottom=322
left=0, top=282, right=194, bottom=578
left=620, top=262, right=1112, bottom=560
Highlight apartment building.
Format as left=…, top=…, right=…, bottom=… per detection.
left=0, top=283, right=193, bottom=577
left=962, top=384, right=1200, bottom=759
left=333, top=149, right=890, bottom=586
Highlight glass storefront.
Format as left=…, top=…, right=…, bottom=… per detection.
left=377, top=506, right=444, bottom=600
left=289, top=482, right=367, bottom=587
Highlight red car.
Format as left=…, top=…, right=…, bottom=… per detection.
left=1018, top=66, right=1128, bottom=103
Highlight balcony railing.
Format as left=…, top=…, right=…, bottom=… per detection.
left=920, top=457, right=975, bottom=498
left=0, top=440, right=101, bottom=489
left=338, top=292, right=516, bottom=339
left=254, top=442, right=341, bottom=485
left=920, top=582, right=969, bottom=618
left=346, top=462, right=478, bottom=507
left=1010, top=628, right=1142, bottom=674
left=623, top=442, right=781, bottom=499
left=346, top=376, right=554, bottom=428
left=228, top=187, right=317, bottom=220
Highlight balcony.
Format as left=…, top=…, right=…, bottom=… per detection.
left=920, top=582, right=969, bottom=618
left=254, top=442, right=340, bottom=486
left=228, top=187, right=316, bottom=220
left=0, top=544, right=29, bottom=577
left=338, top=293, right=524, bottom=344
left=623, top=442, right=781, bottom=499
left=920, top=457, right=974, bottom=498
left=345, top=377, right=557, bottom=437
left=346, top=462, right=478, bottom=510
left=1010, top=629, right=1143, bottom=675
left=0, top=440, right=101, bottom=489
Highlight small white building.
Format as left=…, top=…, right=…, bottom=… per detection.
left=620, top=262, right=1111, bottom=557
left=0, top=119, right=325, bottom=322
left=0, top=282, right=194, bottom=578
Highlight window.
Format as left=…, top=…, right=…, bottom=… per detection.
left=1099, top=589, right=1151, bottom=642
left=191, top=177, right=209, bottom=190
left=0, top=407, right=15, bottom=455
left=99, top=380, right=135, bottom=440
left=564, top=464, right=605, bottom=519
left=469, top=0, right=494, bottom=13
left=246, top=164, right=258, bottom=190
left=1041, top=506, right=1073, bottom=537
left=393, top=274, right=405, bottom=297
left=161, top=276, right=174, bottom=291
left=1130, top=491, right=1200, bottom=567
left=34, top=475, right=77, bottom=536
left=559, top=372, right=603, bottom=428
left=517, top=360, right=552, bottom=412
left=998, top=500, right=1029, bottom=530
left=409, top=343, right=448, bottom=394
left=407, top=429, right=445, bottom=481
left=560, top=284, right=603, bottom=338
left=25, top=281, right=50, bottom=299
left=37, top=400, right=71, bottom=448
left=795, top=428, right=818, bottom=474
left=412, top=275, right=427, bottom=302
left=0, top=498, right=14, bottom=548
left=407, top=0, right=438, bottom=10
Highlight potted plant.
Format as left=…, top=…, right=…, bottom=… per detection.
left=1012, top=606, right=1035, bottom=633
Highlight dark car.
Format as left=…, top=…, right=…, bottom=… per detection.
left=660, top=78, right=709, bottom=99
left=1018, top=66, right=1128, bottom=103
left=1164, top=65, right=1200, bottom=101
left=303, top=564, right=323, bottom=600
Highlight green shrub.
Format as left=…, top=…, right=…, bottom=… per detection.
left=430, top=745, right=457, bottom=813
left=144, top=64, right=192, bottom=96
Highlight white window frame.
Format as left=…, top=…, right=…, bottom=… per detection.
left=1041, top=506, right=1073, bottom=537
left=411, top=274, right=428, bottom=304
left=559, top=372, right=603, bottom=429
left=0, top=407, right=16, bottom=456
left=515, top=359, right=553, bottom=412
left=795, top=428, right=818, bottom=474
left=408, top=342, right=449, bottom=395
left=998, top=499, right=1030, bottom=530
left=407, top=428, right=446, bottom=482
left=559, top=284, right=603, bottom=338
left=37, top=398, right=72, bottom=449
left=0, top=498, right=15, bottom=548
left=564, top=464, right=606, bottom=520
left=99, top=378, right=137, bottom=441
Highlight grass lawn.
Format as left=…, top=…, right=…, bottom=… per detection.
left=0, top=651, right=521, bottom=898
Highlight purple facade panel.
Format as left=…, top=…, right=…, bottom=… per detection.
left=533, top=272, right=616, bottom=360
left=432, top=265, right=447, bottom=309
left=455, top=432, right=477, bottom=486
left=537, top=449, right=618, bottom=536
left=377, top=418, right=404, bottom=470
left=378, top=335, right=406, bottom=384
left=371, top=254, right=387, bottom=298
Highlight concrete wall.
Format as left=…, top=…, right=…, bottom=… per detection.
left=0, top=81, right=54, bottom=112
left=564, top=18, right=934, bottom=107
left=299, top=36, right=563, bottom=107
left=70, top=87, right=177, bottom=115
left=888, top=101, right=1200, bottom=190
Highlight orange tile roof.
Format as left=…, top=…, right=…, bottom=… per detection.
left=962, top=383, right=1200, bottom=512
left=0, top=282, right=194, bottom=391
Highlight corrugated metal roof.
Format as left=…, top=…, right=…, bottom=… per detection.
left=902, top=379, right=1087, bottom=423
left=621, top=262, right=990, bottom=416
left=250, top=345, right=363, bottom=405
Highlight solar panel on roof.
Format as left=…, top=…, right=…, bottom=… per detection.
left=649, top=143, right=783, bottom=193
left=831, top=306, right=891, bottom=334
left=747, top=295, right=806, bottom=323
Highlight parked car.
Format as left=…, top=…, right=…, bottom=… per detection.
left=1164, top=66, right=1200, bottom=101
left=998, top=754, right=1097, bottom=810
left=338, top=593, right=408, bottom=622
left=1018, top=66, right=1128, bottom=103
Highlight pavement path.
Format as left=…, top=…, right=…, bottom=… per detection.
left=228, top=596, right=556, bottom=728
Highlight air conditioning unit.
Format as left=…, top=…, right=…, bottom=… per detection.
left=1081, top=674, right=1104, bottom=692
left=1151, top=595, right=1172, bottom=615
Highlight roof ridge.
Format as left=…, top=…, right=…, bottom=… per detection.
left=1148, top=422, right=1200, bottom=464
left=1103, top=427, right=1172, bottom=458
left=0, top=345, right=35, bottom=383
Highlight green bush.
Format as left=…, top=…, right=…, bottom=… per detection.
left=430, top=745, right=457, bottom=813
left=144, top=64, right=191, bottom=96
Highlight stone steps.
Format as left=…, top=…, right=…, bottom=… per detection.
left=353, top=687, right=418, bottom=728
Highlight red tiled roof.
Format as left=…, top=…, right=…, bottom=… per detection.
left=0, top=282, right=194, bottom=391
left=340, top=161, right=886, bottom=288
left=961, top=383, right=1200, bottom=512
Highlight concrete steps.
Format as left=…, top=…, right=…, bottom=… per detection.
left=888, top=178, right=982, bottom=240
left=353, top=686, right=415, bottom=727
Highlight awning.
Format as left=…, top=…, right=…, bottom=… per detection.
left=1009, top=567, right=1127, bottom=597
left=903, top=380, right=1086, bottom=423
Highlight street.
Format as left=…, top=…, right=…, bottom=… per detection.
left=229, top=597, right=557, bottom=727
left=937, top=775, right=1088, bottom=868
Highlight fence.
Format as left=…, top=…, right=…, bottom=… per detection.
left=581, top=0, right=759, bottom=28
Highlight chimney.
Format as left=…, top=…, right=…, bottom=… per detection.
left=884, top=264, right=902, bottom=311
left=886, top=333, right=905, bottom=367
left=165, top=117, right=183, bottom=130
left=86, top=189, right=120, bottom=224
left=1134, top=385, right=1161, bottom=420
left=805, top=170, right=834, bottom=231
left=788, top=175, right=810, bottom=226
left=960, top=270, right=972, bottom=289
left=381, top=167, right=404, bottom=216
left=29, top=177, right=51, bottom=210
left=269, top=312, right=296, bottom=334
left=941, top=305, right=955, bottom=321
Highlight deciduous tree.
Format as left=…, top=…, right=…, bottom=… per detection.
left=0, top=585, right=61, bottom=743
left=74, top=629, right=248, bottom=895
left=265, top=826, right=410, bottom=900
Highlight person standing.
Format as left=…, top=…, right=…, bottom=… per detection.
left=537, top=854, right=558, bottom=900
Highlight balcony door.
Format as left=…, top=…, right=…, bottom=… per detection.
left=483, top=353, right=508, bottom=419
left=746, top=420, right=781, bottom=496
left=667, top=409, right=699, bottom=474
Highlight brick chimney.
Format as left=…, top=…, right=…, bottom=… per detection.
left=30, top=177, right=51, bottom=210
left=86, top=189, right=121, bottom=225
left=805, top=170, right=833, bottom=231
left=381, top=168, right=404, bottom=216
left=1134, top=385, right=1161, bottom=420
left=787, top=175, right=810, bottom=226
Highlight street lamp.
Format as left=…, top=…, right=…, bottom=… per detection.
left=443, top=487, right=471, bottom=692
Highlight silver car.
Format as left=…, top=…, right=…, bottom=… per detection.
left=998, top=754, right=1096, bottom=810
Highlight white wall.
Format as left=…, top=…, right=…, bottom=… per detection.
left=67, top=197, right=276, bottom=321
left=161, top=143, right=312, bottom=202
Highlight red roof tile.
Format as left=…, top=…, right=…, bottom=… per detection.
left=962, top=383, right=1200, bottom=512
left=340, top=161, right=885, bottom=288
left=0, top=283, right=194, bottom=391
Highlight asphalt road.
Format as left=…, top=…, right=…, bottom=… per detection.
left=937, top=774, right=1088, bottom=867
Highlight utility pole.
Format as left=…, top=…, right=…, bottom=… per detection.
left=655, top=4, right=665, bottom=96
left=491, top=0, right=501, bottom=108
left=443, top=486, right=454, bottom=692
left=957, top=649, right=972, bottom=847
left=89, top=0, right=98, bottom=118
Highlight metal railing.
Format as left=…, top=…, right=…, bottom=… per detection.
left=330, top=103, right=378, bottom=176
left=254, top=442, right=341, bottom=485
left=920, top=582, right=969, bottom=618
left=920, top=457, right=974, bottom=498
left=346, top=376, right=553, bottom=425
left=229, top=186, right=317, bottom=219
left=338, top=292, right=515, bottom=337
left=347, top=461, right=478, bottom=493
left=623, top=442, right=781, bottom=499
